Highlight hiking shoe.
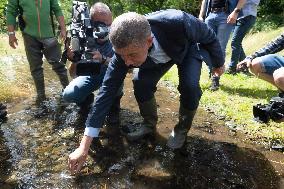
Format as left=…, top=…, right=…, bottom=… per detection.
left=210, top=76, right=220, bottom=91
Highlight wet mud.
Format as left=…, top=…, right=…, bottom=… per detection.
left=0, top=57, right=284, bottom=189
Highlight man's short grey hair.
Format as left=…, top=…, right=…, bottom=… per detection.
left=90, top=2, right=111, bottom=18
left=109, top=12, right=151, bottom=49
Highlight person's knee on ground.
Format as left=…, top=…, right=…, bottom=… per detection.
left=273, top=67, right=284, bottom=92
left=62, top=86, right=81, bottom=104
left=62, top=85, right=94, bottom=115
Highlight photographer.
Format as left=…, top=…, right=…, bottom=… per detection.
left=237, top=32, right=284, bottom=93
left=62, top=2, right=123, bottom=125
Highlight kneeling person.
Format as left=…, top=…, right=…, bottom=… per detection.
left=62, top=2, right=123, bottom=125
left=237, top=33, right=284, bottom=93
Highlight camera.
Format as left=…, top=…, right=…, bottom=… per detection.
left=253, top=96, right=284, bottom=123
left=62, top=1, right=110, bottom=76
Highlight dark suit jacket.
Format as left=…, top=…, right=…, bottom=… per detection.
left=85, top=9, right=224, bottom=135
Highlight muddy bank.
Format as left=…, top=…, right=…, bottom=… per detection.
left=0, top=57, right=283, bottom=188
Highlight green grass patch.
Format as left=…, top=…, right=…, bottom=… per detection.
left=163, top=27, right=284, bottom=142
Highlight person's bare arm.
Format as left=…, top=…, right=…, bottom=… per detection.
left=57, top=16, right=66, bottom=41
left=198, top=0, right=206, bottom=21
left=227, top=0, right=246, bottom=24
left=7, top=25, right=18, bottom=49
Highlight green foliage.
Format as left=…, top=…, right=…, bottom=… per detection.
left=0, top=0, right=7, bottom=32
left=251, top=0, right=284, bottom=32
left=59, top=0, right=73, bottom=22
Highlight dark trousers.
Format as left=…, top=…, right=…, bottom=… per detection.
left=22, top=33, right=68, bottom=95
left=133, top=55, right=202, bottom=111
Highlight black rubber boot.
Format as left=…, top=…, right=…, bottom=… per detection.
left=33, top=76, right=46, bottom=106
left=58, top=73, right=69, bottom=89
left=167, top=106, right=196, bottom=150
left=126, top=97, right=158, bottom=141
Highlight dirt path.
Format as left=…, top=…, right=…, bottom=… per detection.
left=0, top=65, right=284, bottom=188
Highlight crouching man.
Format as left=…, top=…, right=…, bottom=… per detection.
left=68, top=10, right=224, bottom=174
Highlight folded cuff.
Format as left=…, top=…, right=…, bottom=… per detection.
left=84, top=127, right=100, bottom=138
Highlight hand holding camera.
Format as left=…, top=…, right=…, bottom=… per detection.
left=237, top=58, right=251, bottom=73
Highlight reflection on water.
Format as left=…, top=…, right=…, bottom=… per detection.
left=0, top=56, right=283, bottom=188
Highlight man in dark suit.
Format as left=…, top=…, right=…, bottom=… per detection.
left=68, top=10, right=224, bottom=174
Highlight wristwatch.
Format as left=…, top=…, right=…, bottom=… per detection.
left=8, top=31, right=15, bottom=35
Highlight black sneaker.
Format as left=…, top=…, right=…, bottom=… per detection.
left=210, top=76, right=220, bottom=91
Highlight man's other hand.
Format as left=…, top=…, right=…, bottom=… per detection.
left=227, top=11, right=238, bottom=24
left=92, top=50, right=103, bottom=62
left=237, top=58, right=251, bottom=71
left=9, top=34, right=18, bottom=49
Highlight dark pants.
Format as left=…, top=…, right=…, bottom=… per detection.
left=229, top=15, right=256, bottom=69
left=133, top=55, right=202, bottom=111
left=22, top=33, right=68, bottom=96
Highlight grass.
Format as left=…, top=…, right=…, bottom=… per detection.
left=163, top=27, right=284, bottom=142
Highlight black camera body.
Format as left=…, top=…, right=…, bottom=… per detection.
left=253, top=96, right=284, bottom=123
left=63, top=1, right=110, bottom=76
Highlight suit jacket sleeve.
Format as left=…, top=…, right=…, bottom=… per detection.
left=84, top=54, right=127, bottom=133
left=183, top=12, right=224, bottom=68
